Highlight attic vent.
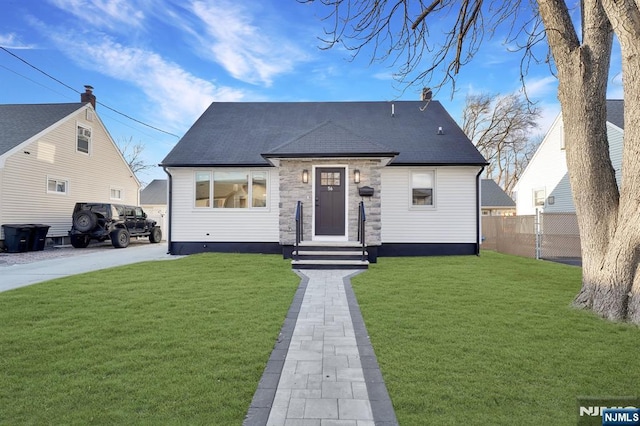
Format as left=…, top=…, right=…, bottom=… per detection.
left=86, top=109, right=94, bottom=122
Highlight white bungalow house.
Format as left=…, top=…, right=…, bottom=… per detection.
left=160, top=99, right=487, bottom=267
left=0, top=87, right=140, bottom=249
left=514, top=100, right=623, bottom=215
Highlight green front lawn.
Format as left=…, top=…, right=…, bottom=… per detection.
left=0, top=253, right=298, bottom=425
left=352, top=251, right=640, bottom=425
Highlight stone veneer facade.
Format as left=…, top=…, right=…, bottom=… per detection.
left=278, top=158, right=384, bottom=246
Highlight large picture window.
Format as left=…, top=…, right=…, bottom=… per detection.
left=77, top=124, right=91, bottom=154
left=411, top=171, right=434, bottom=206
left=195, top=170, right=268, bottom=209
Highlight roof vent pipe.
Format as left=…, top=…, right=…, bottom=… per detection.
left=391, top=103, right=395, bottom=117
left=437, top=126, right=444, bottom=135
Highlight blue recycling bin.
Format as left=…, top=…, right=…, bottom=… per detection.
left=29, top=224, right=50, bottom=251
left=2, top=224, right=34, bottom=253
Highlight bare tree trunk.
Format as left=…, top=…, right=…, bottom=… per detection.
left=600, top=0, right=640, bottom=324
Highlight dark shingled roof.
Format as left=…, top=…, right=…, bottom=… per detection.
left=140, top=179, right=167, bottom=204
left=0, top=103, right=85, bottom=156
left=161, top=101, right=487, bottom=167
left=481, top=179, right=515, bottom=208
left=606, top=99, right=624, bottom=129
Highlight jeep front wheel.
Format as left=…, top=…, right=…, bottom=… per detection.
left=110, top=228, right=130, bottom=248
left=149, top=226, right=162, bottom=243
left=70, top=234, right=91, bottom=248
left=73, top=211, right=97, bottom=232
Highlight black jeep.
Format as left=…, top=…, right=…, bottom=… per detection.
left=69, top=202, right=162, bottom=249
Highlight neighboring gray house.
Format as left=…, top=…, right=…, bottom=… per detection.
left=160, top=100, right=487, bottom=262
left=514, top=100, right=623, bottom=215
left=140, top=179, right=167, bottom=237
left=481, top=179, right=515, bottom=216
left=0, top=87, right=140, bottom=248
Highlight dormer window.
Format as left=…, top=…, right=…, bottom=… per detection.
left=77, top=125, right=91, bottom=154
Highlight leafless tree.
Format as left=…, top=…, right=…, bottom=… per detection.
left=304, top=0, right=640, bottom=324
left=116, top=136, right=153, bottom=180
left=462, top=93, right=541, bottom=194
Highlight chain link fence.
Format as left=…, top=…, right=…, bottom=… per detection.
left=482, top=212, right=581, bottom=262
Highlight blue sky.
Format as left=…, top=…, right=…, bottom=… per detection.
left=0, top=0, right=623, bottom=184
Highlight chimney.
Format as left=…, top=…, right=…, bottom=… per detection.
left=81, top=85, right=96, bottom=109
left=421, top=87, right=432, bottom=101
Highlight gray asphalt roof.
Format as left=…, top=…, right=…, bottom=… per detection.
left=481, top=179, right=515, bottom=208
left=0, top=103, right=85, bottom=156
left=161, top=101, right=487, bottom=166
left=606, top=99, right=624, bottom=129
left=140, top=179, right=167, bottom=204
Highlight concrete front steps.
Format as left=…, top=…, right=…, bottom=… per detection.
left=291, top=241, right=369, bottom=270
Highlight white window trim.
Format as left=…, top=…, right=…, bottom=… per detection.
left=533, top=187, right=546, bottom=207
left=193, top=170, right=270, bottom=210
left=409, top=169, right=436, bottom=209
left=110, top=187, right=123, bottom=201
left=47, top=176, right=69, bottom=195
left=76, top=122, right=92, bottom=155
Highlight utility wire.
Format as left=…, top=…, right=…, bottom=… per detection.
left=1, top=46, right=180, bottom=138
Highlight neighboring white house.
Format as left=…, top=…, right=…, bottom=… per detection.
left=140, top=179, right=167, bottom=238
left=160, top=99, right=488, bottom=262
left=0, top=87, right=140, bottom=248
left=514, top=100, right=623, bottom=215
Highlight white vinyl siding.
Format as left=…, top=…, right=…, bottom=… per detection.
left=381, top=166, right=479, bottom=243
left=0, top=106, right=139, bottom=239
left=515, top=116, right=568, bottom=215
left=516, top=116, right=624, bottom=214
left=169, top=167, right=280, bottom=242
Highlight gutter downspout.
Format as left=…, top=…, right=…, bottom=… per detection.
left=162, top=166, right=173, bottom=255
left=475, top=166, right=485, bottom=256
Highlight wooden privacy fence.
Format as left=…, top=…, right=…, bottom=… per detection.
left=482, top=213, right=581, bottom=260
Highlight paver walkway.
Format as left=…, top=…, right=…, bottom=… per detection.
left=245, top=270, right=398, bottom=426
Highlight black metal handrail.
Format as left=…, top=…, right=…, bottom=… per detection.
left=295, top=201, right=303, bottom=259
left=358, top=201, right=366, bottom=261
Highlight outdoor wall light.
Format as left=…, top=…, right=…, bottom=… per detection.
left=302, top=169, right=309, bottom=184
left=354, top=169, right=361, bottom=184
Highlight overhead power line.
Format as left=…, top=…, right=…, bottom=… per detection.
left=0, top=46, right=180, bottom=138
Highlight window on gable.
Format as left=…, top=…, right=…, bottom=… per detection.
left=77, top=125, right=91, bottom=154
left=533, top=188, right=546, bottom=206
left=411, top=171, right=435, bottom=207
left=47, top=177, right=68, bottom=195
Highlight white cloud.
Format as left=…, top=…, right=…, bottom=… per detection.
left=47, top=30, right=246, bottom=129
left=188, top=0, right=308, bottom=86
left=522, top=75, right=557, bottom=98
left=0, top=33, right=34, bottom=49
left=48, top=0, right=145, bottom=30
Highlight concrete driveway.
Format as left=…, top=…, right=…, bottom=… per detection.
left=0, top=241, right=182, bottom=293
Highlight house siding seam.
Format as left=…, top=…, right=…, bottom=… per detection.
left=381, top=166, right=479, bottom=243
left=0, top=108, right=139, bottom=240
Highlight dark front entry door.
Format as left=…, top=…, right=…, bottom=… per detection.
left=315, top=167, right=346, bottom=236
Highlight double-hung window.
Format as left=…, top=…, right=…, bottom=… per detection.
left=411, top=171, right=435, bottom=207
left=195, top=171, right=268, bottom=209
left=77, top=124, right=91, bottom=154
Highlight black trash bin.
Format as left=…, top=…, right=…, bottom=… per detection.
left=29, top=224, right=50, bottom=251
left=2, top=224, right=33, bottom=253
